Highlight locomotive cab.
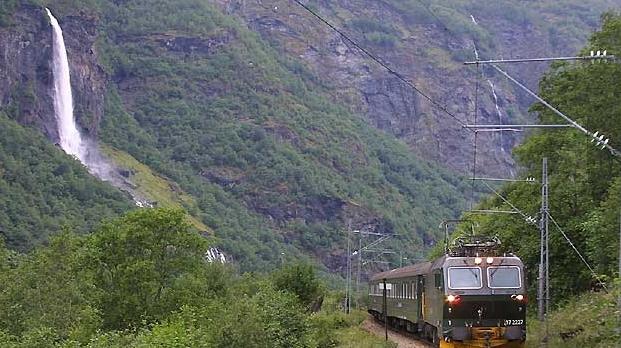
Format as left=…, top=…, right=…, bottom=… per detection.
left=438, top=255, right=526, bottom=346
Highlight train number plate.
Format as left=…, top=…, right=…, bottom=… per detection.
left=504, top=319, right=524, bottom=326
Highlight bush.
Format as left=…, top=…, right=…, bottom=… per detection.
left=272, top=262, right=324, bottom=309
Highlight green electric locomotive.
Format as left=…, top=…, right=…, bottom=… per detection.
left=368, top=236, right=526, bottom=348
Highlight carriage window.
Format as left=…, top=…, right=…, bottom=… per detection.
left=434, top=272, right=443, bottom=290
left=488, top=266, right=521, bottom=289
left=448, top=267, right=482, bottom=289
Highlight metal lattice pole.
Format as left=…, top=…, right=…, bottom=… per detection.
left=544, top=159, right=550, bottom=317
left=356, top=234, right=362, bottom=309
left=538, top=157, right=549, bottom=322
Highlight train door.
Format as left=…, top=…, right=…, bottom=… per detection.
left=417, top=275, right=424, bottom=327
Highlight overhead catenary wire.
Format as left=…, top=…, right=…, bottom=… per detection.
left=401, top=3, right=617, bottom=297
left=482, top=180, right=609, bottom=291
left=491, top=63, right=621, bottom=158
left=480, top=181, right=538, bottom=226
left=292, top=0, right=540, bottom=223
left=294, top=1, right=616, bottom=294
left=291, top=0, right=471, bottom=130
left=548, top=214, right=608, bottom=292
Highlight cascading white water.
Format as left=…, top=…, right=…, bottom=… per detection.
left=46, top=8, right=86, bottom=162
left=470, top=14, right=478, bottom=26
left=44, top=9, right=153, bottom=206
left=487, top=80, right=505, bottom=152
left=470, top=14, right=505, bottom=152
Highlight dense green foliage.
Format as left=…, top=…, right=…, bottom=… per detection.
left=3, top=0, right=615, bottom=276
left=0, top=208, right=365, bottom=347
left=88, top=209, right=221, bottom=330
left=0, top=113, right=131, bottom=250
left=0, top=0, right=475, bottom=273
left=11, top=0, right=470, bottom=270
left=526, top=282, right=620, bottom=347
left=349, top=18, right=399, bottom=48
left=458, top=13, right=621, bottom=302
left=272, top=262, right=324, bottom=308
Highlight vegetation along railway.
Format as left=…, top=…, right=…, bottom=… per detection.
left=368, top=236, right=527, bottom=348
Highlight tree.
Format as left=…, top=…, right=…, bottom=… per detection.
left=87, top=208, right=218, bottom=330
left=0, top=232, right=100, bottom=343
left=272, top=262, right=324, bottom=309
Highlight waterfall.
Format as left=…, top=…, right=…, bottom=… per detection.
left=487, top=80, right=505, bottom=152
left=46, top=8, right=86, bottom=162
left=470, top=14, right=506, bottom=152
left=470, top=14, right=480, bottom=60
left=44, top=9, right=153, bottom=207
left=470, top=14, right=478, bottom=25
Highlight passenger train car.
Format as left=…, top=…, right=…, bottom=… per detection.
left=368, top=237, right=526, bottom=348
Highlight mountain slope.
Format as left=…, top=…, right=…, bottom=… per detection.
left=3, top=0, right=616, bottom=273
left=96, top=0, right=471, bottom=270
left=0, top=0, right=471, bottom=272
left=213, top=0, right=620, bottom=177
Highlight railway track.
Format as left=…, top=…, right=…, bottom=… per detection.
left=361, top=315, right=434, bottom=348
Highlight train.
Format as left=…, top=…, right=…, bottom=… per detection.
left=368, top=236, right=526, bottom=348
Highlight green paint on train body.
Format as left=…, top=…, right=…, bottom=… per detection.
left=368, top=254, right=527, bottom=344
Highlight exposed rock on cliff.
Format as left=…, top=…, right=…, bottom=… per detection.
left=0, top=5, right=106, bottom=141
left=213, top=0, right=617, bottom=177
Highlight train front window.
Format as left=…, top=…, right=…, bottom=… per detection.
left=488, top=266, right=521, bottom=288
left=448, top=267, right=482, bottom=289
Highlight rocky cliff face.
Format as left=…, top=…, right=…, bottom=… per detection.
left=212, top=0, right=617, bottom=177
left=0, top=4, right=106, bottom=142
left=2, top=1, right=614, bottom=177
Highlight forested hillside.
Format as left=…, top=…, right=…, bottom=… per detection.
left=0, top=113, right=131, bottom=249
left=1, top=0, right=619, bottom=274
left=457, top=10, right=621, bottom=318
left=0, top=0, right=471, bottom=272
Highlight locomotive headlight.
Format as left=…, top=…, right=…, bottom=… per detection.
left=511, top=294, right=525, bottom=301
left=446, top=295, right=460, bottom=304
left=486, top=257, right=494, bottom=264
left=474, top=257, right=482, bottom=264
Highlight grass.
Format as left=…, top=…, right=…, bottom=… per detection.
left=100, top=144, right=210, bottom=232
left=336, top=326, right=397, bottom=348
left=325, top=307, right=397, bottom=348
left=526, top=281, right=620, bottom=348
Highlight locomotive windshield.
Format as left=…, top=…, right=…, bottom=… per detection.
left=487, top=266, right=521, bottom=288
left=448, top=267, right=482, bottom=289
